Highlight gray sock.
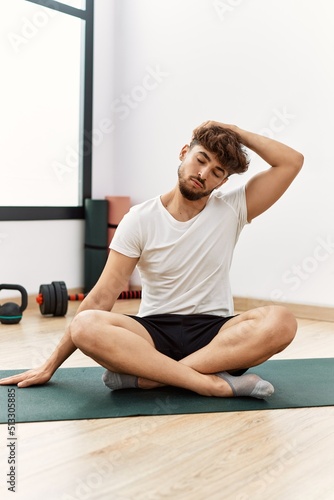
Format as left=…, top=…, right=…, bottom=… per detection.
left=216, top=371, right=274, bottom=399
left=102, top=370, right=139, bottom=390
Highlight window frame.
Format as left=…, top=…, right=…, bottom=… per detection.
left=0, top=0, right=94, bottom=221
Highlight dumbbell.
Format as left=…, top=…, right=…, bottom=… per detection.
left=36, top=281, right=69, bottom=316
left=0, top=284, right=28, bottom=324
left=36, top=281, right=142, bottom=317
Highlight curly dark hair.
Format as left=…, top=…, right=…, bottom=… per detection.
left=190, top=124, right=249, bottom=175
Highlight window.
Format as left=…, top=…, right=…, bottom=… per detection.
left=0, top=0, right=93, bottom=220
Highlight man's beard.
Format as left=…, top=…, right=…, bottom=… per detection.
left=178, top=164, right=214, bottom=201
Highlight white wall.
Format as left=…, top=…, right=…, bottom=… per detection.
left=101, top=0, right=334, bottom=307
left=0, top=220, right=84, bottom=300
left=1, top=0, right=334, bottom=309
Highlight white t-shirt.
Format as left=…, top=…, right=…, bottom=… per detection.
left=110, top=186, right=248, bottom=317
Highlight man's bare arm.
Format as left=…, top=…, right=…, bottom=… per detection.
left=198, top=121, right=304, bottom=221
left=235, top=126, right=304, bottom=221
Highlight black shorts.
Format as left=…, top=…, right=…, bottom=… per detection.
left=128, top=313, right=235, bottom=361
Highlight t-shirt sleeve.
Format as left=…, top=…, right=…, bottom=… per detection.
left=109, top=207, right=142, bottom=258
left=223, top=184, right=248, bottom=231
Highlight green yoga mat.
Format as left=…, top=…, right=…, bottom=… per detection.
left=0, top=359, right=333, bottom=423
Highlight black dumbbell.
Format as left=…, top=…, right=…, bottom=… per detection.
left=36, top=281, right=142, bottom=316
left=0, top=284, right=28, bottom=324
left=36, top=281, right=69, bottom=316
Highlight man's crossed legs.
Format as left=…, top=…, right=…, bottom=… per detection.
left=70, top=305, right=297, bottom=399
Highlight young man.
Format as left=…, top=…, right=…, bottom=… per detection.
left=0, top=121, right=304, bottom=399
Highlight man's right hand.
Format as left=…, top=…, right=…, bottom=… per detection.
left=0, top=366, right=53, bottom=388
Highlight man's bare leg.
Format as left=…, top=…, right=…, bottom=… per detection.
left=182, top=305, right=296, bottom=371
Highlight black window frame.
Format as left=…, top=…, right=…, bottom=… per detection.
left=0, top=0, right=94, bottom=221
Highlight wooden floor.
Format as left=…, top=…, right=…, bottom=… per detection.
left=1, top=300, right=334, bottom=500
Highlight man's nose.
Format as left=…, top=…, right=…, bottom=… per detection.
left=198, top=166, right=208, bottom=180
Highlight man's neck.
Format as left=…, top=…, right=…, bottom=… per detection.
left=160, top=187, right=209, bottom=222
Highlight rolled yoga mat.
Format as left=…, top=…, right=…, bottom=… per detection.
left=84, top=199, right=109, bottom=293
left=1, top=359, right=334, bottom=423
left=105, top=196, right=131, bottom=290
left=105, top=195, right=131, bottom=244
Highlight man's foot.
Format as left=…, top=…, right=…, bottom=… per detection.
left=215, top=371, right=274, bottom=399
left=102, top=370, right=138, bottom=390
left=102, top=370, right=166, bottom=390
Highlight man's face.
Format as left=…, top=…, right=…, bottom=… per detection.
left=177, top=144, right=228, bottom=201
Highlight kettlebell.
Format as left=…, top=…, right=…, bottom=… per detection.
left=0, top=284, right=28, bottom=324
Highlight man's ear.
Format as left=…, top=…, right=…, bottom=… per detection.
left=179, top=144, right=190, bottom=160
